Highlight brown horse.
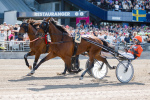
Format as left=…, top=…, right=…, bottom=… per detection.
left=19, top=19, right=82, bottom=75
left=28, top=17, right=112, bottom=80
left=19, top=19, right=57, bottom=70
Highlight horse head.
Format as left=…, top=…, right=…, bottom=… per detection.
left=19, top=19, right=38, bottom=40
left=18, top=19, right=29, bottom=39
left=37, top=17, right=51, bottom=34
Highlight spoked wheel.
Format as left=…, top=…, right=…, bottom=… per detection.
left=85, top=59, right=108, bottom=80
left=116, top=61, right=134, bottom=83
left=91, top=59, right=108, bottom=79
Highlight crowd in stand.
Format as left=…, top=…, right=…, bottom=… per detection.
left=88, top=0, right=150, bottom=12
left=0, top=22, right=29, bottom=49
left=0, top=22, right=29, bottom=42
left=0, top=21, right=150, bottom=49
left=68, top=21, right=150, bottom=45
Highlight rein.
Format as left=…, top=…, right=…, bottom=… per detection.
left=29, top=34, right=72, bottom=44
left=39, top=21, right=73, bottom=44
left=29, top=37, right=45, bottom=43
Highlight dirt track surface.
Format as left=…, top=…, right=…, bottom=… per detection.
left=0, top=58, right=150, bottom=100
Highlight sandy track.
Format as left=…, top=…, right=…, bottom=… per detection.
left=0, top=58, right=150, bottom=100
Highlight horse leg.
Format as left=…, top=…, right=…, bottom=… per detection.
left=80, top=51, right=95, bottom=80
left=61, top=56, right=72, bottom=75
left=26, top=52, right=56, bottom=76
left=95, top=54, right=115, bottom=69
left=33, top=52, right=41, bottom=69
left=24, top=51, right=35, bottom=70
left=60, top=64, right=68, bottom=75
left=60, top=56, right=79, bottom=75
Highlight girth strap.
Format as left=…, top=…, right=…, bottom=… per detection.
left=45, top=44, right=50, bottom=53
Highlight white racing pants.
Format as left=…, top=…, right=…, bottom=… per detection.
left=119, top=52, right=134, bottom=59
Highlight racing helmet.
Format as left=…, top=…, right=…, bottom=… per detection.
left=134, top=35, right=142, bottom=43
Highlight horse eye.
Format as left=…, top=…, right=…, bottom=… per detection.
left=43, top=23, right=46, bottom=26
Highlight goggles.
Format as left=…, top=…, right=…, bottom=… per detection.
left=133, top=38, right=138, bottom=41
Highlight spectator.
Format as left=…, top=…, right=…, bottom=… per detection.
left=147, top=34, right=150, bottom=43
left=139, top=5, right=142, bottom=10
left=145, top=4, right=149, bottom=12
left=8, top=30, right=15, bottom=41
left=104, top=31, right=108, bottom=39
left=120, top=33, right=125, bottom=42
left=116, top=33, right=122, bottom=43
left=134, top=3, right=139, bottom=9
left=119, top=3, right=123, bottom=11
left=115, top=2, right=119, bottom=11
left=0, top=29, right=6, bottom=48
left=94, top=23, right=99, bottom=29
left=76, top=21, right=81, bottom=28
left=98, top=31, right=105, bottom=39
left=107, top=32, right=115, bottom=44
left=9, top=34, right=14, bottom=50
left=13, top=23, right=20, bottom=41
left=93, top=31, right=98, bottom=36
left=124, top=34, right=130, bottom=43
left=84, top=22, right=87, bottom=29
left=109, top=1, right=115, bottom=11
left=2, top=22, right=9, bottom=41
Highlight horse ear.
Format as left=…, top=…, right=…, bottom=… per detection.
left=50, top=18, right=55, bottom=21
left=23, top=19, right=25, bottom=22
left=31, top=19, right=35, bottom=23
left=45, top=17, right=51, bottom=22
left=27, top=19, right=30, bottom=23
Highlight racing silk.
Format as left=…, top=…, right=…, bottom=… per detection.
left=128, top=44, right=143, bottom=59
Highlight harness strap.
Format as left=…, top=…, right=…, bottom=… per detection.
left=45, top=44, right=50, bottom=53
left=72, top=38, right=78, bottom=57
left=30, top=37, right=44, bottom=43
left=50, top=41, right=72, bottom=44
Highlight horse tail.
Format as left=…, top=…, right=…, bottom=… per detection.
left=100, top=39, right=114, bottom=52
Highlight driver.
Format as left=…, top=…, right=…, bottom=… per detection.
left=122, top=35, right=143, bottom=59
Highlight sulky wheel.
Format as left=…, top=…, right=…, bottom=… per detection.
left=85, top=59, right=108, bottom=80
left=91, top=59, right=108, bottom=79
left=116, top=61, right=134, bottom=83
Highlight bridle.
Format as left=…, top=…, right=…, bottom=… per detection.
left=39, top=21, right=49, bottom=34
left=39, top=21, right=72, bottom=44
left=20, top=23, right=29, bottom=33
left=19, top=22, right=45, bottom=42
left=18, top=23, right=29, bottom=39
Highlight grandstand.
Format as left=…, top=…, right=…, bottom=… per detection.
left=0, top=0, right=149, bottom=53
left=0, top=0, right=149, bottom=26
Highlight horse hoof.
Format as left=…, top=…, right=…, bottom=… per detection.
left=28, top=65, right=32, bottom=70
left=26, top=73, right=33, bottom=76
left=57, top=72, right=66, bottom=75
left=78, top=68, right=83, bottom=72
left=111, top=66, right=116, bottom=70
left=26, top=70, right=35, bottom=76
left=79, top=77, right=83, bottom=80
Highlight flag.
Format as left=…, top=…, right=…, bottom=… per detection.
left=132, top=10, right=146, bottom=22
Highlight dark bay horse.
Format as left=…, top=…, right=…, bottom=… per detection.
left=28, top=17, right=112, bottom=80
left=19, top=19, right=57, bottom=70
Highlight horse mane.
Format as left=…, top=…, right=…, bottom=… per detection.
left=50, top=20, right=68, bottom=34
left=29, top=22, right=38, bottom=30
